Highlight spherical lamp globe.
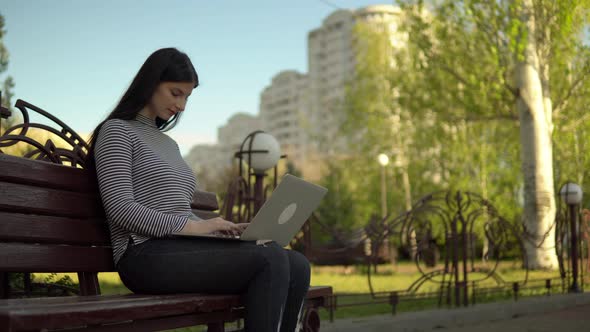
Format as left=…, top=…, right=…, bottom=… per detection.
left=243, top=132, right=282, bottom=174
left=560, top=183, right=583, bottom=205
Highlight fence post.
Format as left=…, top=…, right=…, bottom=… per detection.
left=545, top=279, right=551, bottom=296
left=512, top=282, right=519, bottom=301
left=329, top=295, right=336, bottom=323
left=389, top=291, right=399, bottom=315
left=471, top=281, right=476, bottom=305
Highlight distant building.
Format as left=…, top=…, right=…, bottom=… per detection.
left=259, top=70, right=312, bottom=178
left=185, top=113, right=263, bottom=182
left=184, top=143, right=223, bottom=175
left=217, top=112, right=264, bottom=166
left=305, top=5, right=403, bottom=178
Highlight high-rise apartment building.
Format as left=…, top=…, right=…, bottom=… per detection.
left=259, top=70, right=311, bottom=177
left=306, top=5, right=402, bottom=163
left=258, top=5, right=402, bottom=180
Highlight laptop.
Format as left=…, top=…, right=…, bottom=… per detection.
left=180, top=174, right=328, bottom=246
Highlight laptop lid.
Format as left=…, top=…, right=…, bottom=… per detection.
left=240, top=174, right=328, bottom=246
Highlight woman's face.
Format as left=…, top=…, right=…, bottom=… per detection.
left=143, top=81, right=194, bottom=121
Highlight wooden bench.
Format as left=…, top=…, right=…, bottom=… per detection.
left=0, top=99, right=332, bottom=331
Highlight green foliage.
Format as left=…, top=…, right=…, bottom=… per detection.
left=314, top=159, right=377, bottom=245
left=285, top=161, right=302, bottom=178
left=8, top=273, right=78, bottom=297
left=0, top=11, right=15, bottom=131
left=0, top=13, right=8, bottom=74
left=398, top=0, right=519, bottom=120
left=2, top=75, right=13, bottom=106
left=7, top=273, right=24, bottom=290
left=40, top=273, right=77, bottom=289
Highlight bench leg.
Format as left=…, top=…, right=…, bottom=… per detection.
left=0, top=272, right=9, bottom=299
left=207, top=321, right=225, bottom=332
left=303, top=306, right=320, bottom=332
left=78, top=272, right=101, bottom=295
left=24, top=273, right=32, bottom=297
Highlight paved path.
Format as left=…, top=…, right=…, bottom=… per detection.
left=320, top=293, right=590, bottom=332
left=437, top=304, right=590, bottom=332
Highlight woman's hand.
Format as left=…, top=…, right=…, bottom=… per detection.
left=175, top=217, right=249, bottom=237
left=205, top=218, right=249, bottom=237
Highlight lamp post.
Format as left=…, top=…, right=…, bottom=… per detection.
left=237, top=131, right=282, bottom=216
left=559, top=182, right=583, bottom=293
left=378, top=153, right=390, bottom=219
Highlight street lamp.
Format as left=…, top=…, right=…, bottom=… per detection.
left=559, top=182, right=583, bottom=293
left=378, top=153, right=390, bottom=219
left=237, top=130, right=282, bottom=215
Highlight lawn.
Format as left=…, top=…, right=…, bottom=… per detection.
left=34, top=260, right=563, bottom=295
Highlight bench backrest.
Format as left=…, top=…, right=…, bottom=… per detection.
left=0, top=153, right=111, bottom=272
left=0, top=153, right=220, bottom=274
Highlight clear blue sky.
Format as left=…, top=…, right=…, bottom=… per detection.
left=1, top=0, right=390, bottom=155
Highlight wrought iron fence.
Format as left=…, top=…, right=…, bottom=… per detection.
left=300, top=188, right=589, bottom=319
left=321, top=277, right=575, bottom=322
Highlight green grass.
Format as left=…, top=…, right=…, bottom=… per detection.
left=32, top=260, right=565, bottom=296
left=310, top=261, right=563, bottom=293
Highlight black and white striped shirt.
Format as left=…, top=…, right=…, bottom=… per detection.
left=94, top=114, right=198, bottom=265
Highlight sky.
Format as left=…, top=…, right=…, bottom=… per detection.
left=1, top=0, right=391, bottom=155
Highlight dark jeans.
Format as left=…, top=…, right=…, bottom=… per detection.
left=117, top=237, right=310, bottom=332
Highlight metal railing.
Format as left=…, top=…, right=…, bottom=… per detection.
left=322, top=277, right=581, bottom=322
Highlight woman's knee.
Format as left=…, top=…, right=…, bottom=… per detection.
left=287, top=249, right=311, bottom=283
left=259, top=242, right=290, bottom=270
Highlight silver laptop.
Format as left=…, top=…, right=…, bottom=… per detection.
left=239, top=174, right=327, bottom=246
left=179, top=174, right=327, bottom=246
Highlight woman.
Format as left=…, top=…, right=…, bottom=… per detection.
left=87, top=47, right=310, bottom=332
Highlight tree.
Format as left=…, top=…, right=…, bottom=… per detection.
left=390, top=0, right=590, bottom=269
left=344, top=21, right=417, bottom=213
left=0, top=12, right=16, bottom=134
left=513, top=0, right=558, bottom=269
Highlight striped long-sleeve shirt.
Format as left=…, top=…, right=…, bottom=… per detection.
left=94, top=114, right=198, bottom=265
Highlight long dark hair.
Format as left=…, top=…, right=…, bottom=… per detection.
left=86, top=47, right=198, bottom=169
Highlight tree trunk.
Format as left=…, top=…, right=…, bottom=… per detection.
left=401, top=167, right=412, bottom=211
left=515, top=0, right=558, bottom=269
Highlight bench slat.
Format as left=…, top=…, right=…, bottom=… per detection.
left=76, top=309, right=245, bottom=332
left=0, top=293, right=241, bottom=331
left=0, top=212, right=109, bottom=245
left=0, top=181, right=103, bottom=218
left=191, top=190, right=219, bottom=210
left=192, top=209, right=219, bottom=220
left=0, top=243, right=114, bottom=272
left=0, top=154, right=97, bottom=192
left=0, top=287, right=329, bottom=307
left=0, top=287, right=332, bottom=331
left=307, top=285, right=333, bottom=298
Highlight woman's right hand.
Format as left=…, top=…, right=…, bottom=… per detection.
left=175, top=217, right=249, bottom=237
left=203, top=217, right=249, bottom=236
